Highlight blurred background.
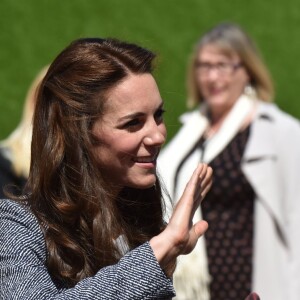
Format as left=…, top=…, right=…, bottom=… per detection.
left=1, top=0, right=300, bottom=142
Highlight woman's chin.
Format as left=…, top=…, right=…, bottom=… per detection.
left=127, top=177, right=157, bottom=190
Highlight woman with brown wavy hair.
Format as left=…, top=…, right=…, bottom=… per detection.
left=0, top=38, right=212, bottom=299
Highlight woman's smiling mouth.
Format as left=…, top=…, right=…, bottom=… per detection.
left=134, top=155, right=157, bottom=163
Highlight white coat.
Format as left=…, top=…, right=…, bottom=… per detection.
left=158, top=101, right=300, bottom=300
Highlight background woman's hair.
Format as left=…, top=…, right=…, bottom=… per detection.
left=25, top=38, right=165, bottom=286
left=0, top=66, right=48, bottom=179
left=187, top=22, right=274, bottom=108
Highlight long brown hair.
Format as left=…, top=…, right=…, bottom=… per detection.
left=25, top=38, right=165, bottom=286
left=187, top=22, right=274, bottom=108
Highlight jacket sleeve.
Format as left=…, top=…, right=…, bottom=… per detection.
left=0, top=199, right=175, bottom=300
left=279, top=117, right=300, bottom=300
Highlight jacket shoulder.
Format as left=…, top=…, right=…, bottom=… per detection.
left=258, top=102, right=300, bottom=128
left=0, top=198, right=46, bottom=263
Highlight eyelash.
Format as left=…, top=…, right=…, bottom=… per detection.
left=155, top=108, right=166, bottom=122
left=124, top=119, right=140, bottom=128
left=123, top=108, right=166, bottom=130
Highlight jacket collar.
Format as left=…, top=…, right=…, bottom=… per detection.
left=243, top=102, right=277, bottom=161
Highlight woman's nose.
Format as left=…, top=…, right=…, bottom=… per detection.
left=144, top=123, right=166, bottom=146
left=206, top=68, right=220, bottom=81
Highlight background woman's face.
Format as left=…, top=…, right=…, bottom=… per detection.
left=196, top=44, right=249, bottom=115
left=92, top=73, right=166, bottom=190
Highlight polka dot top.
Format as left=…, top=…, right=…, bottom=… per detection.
left=201, top=125, right=255, bottom=300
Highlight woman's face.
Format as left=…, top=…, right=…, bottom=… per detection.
left=195, top=44, right=249, bottom=116
left=92, top=73, right=166, bottom=190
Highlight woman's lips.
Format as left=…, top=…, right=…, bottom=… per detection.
left=134, top=156, right=156, bottom=163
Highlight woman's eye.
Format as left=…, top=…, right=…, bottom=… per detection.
left=217, top=62, right=229, bottom=70
left=123, top=119, right=141, bottom=130
left=125, top=119, right=140, bottom=127
left=154, top=108, right=166, bottom=123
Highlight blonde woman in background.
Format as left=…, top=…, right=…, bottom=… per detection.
left=0, top=66, right=48, bottom=198
left=159, top=22, right=300, bottom=300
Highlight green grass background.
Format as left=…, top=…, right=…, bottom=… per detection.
left=1, top=0, right=300, bottom=142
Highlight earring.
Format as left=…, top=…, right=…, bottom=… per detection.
left=244, top=84, right=257, bottom=99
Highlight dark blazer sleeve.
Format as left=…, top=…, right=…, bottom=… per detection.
left=0, top=199, right=175, bottom=300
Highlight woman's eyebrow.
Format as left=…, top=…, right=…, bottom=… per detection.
left=118, top=101, right=164, bottom=122
left=118, top=112, right=144, bottom=122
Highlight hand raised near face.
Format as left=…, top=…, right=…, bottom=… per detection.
left=164, top=163, right=212, bottom=255
left=150, top=163, right=213, bottom=273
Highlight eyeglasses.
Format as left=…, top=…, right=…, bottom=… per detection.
left=195, top=61, right=242, bottom=77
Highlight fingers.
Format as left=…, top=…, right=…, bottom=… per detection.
left=181, top=163, right=204, bottom=203
left=244, top=292, right=261, bottom=300
left=200, top=165, right=213, bottom=189
left=198, top=163, right=208, bottom=181
left=194, top=220, right=209, bottom=238
left=188, top=163, right=205, bottom=193
left=162, top=163, right=211, bottom=257
left=182, top=220, right=209, bottom=255
left=170, top=163, right=205, bottom=226
left=193, top=164, right=213, bottom=203
left=200, top=166, right=213, bottom=199
left=171, top=163, right=211, bottom=228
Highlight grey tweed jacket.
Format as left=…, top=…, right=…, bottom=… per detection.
left=0, top=199, right=175, bottom=299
